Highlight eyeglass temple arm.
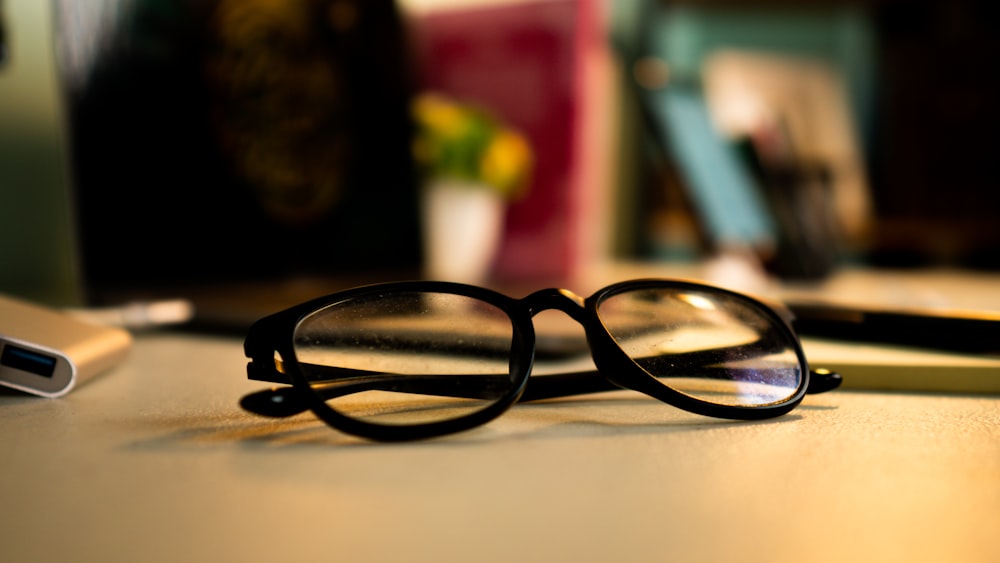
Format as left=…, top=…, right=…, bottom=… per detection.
left=241, top=370, right=514, bottom=418
left=241, top=361, right=840, bottom=418
left=244, top=337, right=781, bottom=385
left=240, top=368, right=636, bottom=418
left=246, top=332, right=841, bottom=396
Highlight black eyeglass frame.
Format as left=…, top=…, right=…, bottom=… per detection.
left=243, top=278, right=841, bottom=441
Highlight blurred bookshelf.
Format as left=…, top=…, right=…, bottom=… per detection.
left=605, top=0, right=1000, bottom=277
left=2, top=0, right=998, bottom=317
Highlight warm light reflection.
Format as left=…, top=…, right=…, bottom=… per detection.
left=677, top=293, right=718, bottom=312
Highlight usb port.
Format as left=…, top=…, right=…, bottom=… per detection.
left=1, top=344, right=56, bottom=378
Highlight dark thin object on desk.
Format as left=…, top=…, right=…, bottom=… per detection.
left=240, top=368, right=840, bottom=418
left=787, top=301, right=1000, bottom=356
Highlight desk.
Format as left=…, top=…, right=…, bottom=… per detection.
left=2, top=268, right=999, bottom=562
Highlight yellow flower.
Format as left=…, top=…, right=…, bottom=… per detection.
left=412, top=92, right=532, bottom=200
left=480, top=130, right=532, bottom=200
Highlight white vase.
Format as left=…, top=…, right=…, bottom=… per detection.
left=422, top=180, right=505, bottom=284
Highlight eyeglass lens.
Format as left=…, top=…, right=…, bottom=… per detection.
left=293, top=291, right=518, bottom=426
left=597, top=287, right=803, bottom=407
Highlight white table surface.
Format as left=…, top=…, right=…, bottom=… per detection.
left=2, top=266, right=999, bottom=562
left=1, top=335, right=998, bottom=562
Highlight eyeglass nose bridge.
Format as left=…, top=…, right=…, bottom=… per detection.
left=522, top=288, right=588, bottom=322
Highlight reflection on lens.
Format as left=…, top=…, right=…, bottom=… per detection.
left=293, top=291, right=516, bottom=425
left=597, top=287, right=802, bottom=407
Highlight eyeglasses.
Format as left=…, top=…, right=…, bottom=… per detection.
left=240, top=279, right=841, bottom=441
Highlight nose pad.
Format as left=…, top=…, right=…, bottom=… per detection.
left=522, top=288, right=586, bottom=320
left=521, top=289, right=594, bottom=369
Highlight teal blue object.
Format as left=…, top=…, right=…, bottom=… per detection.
left=649, top=86, right=775, bottom=247
left=614, top=1, right=877, bottom=251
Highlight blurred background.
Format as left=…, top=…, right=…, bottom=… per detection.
left=1, top=0, right=998, bottom=329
